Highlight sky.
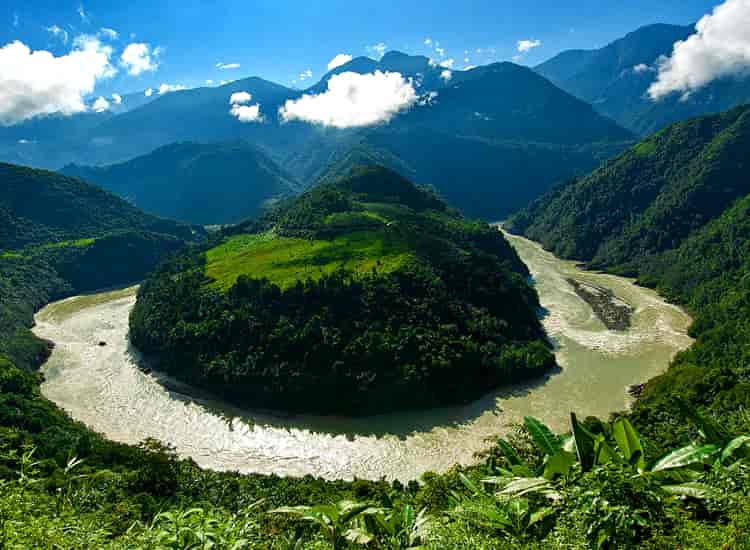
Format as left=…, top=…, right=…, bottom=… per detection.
left=1, top=0, right=721, bottom=98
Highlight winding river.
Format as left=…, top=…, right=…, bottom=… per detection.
left=34, top=232, right=693, bottom=481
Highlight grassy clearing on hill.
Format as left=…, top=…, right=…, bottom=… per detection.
left=205, top=230, right=413, bottom=291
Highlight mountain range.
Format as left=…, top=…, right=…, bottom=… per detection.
left=536, top=23, right=750, bottom=135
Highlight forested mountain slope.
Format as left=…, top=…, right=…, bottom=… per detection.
left=508, top=104, right=750, bottom=271
left=61, top=141, right=300, bottom=224
left=0, top=162, right=202, bottom=369
left=508, top=103, right=750, bottom=449
left=130, top=166, right=555, bottom=415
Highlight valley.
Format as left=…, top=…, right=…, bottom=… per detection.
left=34, top=230, right=692, bottom=481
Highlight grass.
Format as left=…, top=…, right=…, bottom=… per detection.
left=1, top=238, right=96, bottom=259
left=634, top=139, right=657, bottom=157
left=205, top=230, right=414, bottom=291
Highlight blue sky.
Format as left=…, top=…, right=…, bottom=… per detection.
left=0, top=1, right=721, bottom=96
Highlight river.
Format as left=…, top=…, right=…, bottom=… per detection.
left=34, top=231, right=693, bottom=481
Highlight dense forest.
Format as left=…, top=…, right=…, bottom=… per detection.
left=508, top=104, right=750, bottom=456
left=130, top=166, right=555, bottom=415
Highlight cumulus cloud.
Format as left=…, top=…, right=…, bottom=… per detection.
left=77, top=4, right=89, bottom=23
left=0, top=38, right=115, bottom=125
left=424, top=38, right=432, bottom=46
left=111, top=93, right=122, bottom=104
left=92, top=96, right=109, bottom=112
left=440, top=58, right=454, bottom=69
left=440, top=69, right=452, bottom=82
left=228, top=91, right=262, bottom=123
left=230, top=103, right=262, bottom=122
left=121, top=43, right=160, bottom=75
left=99, top=27, right=118, bottom=40
left=517, top=39, right=542, bottom=53
left=279, top=70, right=417, bottom=128
left=45, top=25, right=69, bottom=44
left=299, top=68, right=313, bottom=81
left=327, top=53, right=353, bottom=71
left=633, top=63, right=655, bottom=74
left=144, top=87, right=153, bottom=97
left=158, top=83, right=186, bottom=94
left=649, top=0, right=750, bottom=100
left=206, top=79, right=214, bottom=85
left=229, top=91, right=252, bottom=104
left=216, top=62, right=240, bottom=70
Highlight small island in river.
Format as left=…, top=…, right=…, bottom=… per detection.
left=566, top=278, right=633, bottom=331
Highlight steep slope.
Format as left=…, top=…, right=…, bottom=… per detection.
left=508, top=104, right=750, bottom=448
left=130, top=166, right=555, bottom=415
left=508, top=104, right=750, bottom=269
left=0, top=162, right=202, bottom=368
left=536, top=23, right=750, bottom=135
left=61, top=141, right=300, bottom=224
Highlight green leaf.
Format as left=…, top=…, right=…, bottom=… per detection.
left=651, top=443, right=721, bottom=472
left=496, top=438, right=524, bottom=467
left=543, top=450, right=576, bottom=479
left=674, top=398, right=728, bottom=443
left=661, top=482, right=716, bottom=499
left=720, top=435, right=750, bottom=464
left=612, top=417, right=645, bottom=471
left=524, top=416, right=560, bottom=456
left=570, top=413, right=596, bottom=472
left=497, top=477, right=561, bottom=500
left=344, top=527, right=374, bottom=545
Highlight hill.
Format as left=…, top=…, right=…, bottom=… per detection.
left=61, top=141, right=300, bottom=224
left=0, top=162, right=203, bottom=368
left=508, top=103, right=750, bottom=449
left=507, top=104, right=750, bottom=270
left=535, top=23, right=750, bottom=135
left=130, top=166, right=555, bottom=415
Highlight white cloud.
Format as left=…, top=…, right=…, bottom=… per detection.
left=633, top=63, right=654, bottom=74
left=435, top=46, right=446, bottom=58
left=327, top=53, right=353, bottom=71
left=17, top=139, right=32, bottom=144
left=279, top=70, right=417, bottom=129
left=216, top=62, right=240, bottom=70
left=229, top=91, right=252, bottom=104
left=12, top=13, right=19, bottom=27
left=230, top=103, right=262, bottom=123
left=158, top=83, right=186, bottom=94
left=517, top=39, right=542, bottom=53
left=440, top=69, right=452, bottom=82
left=111, top=93, right=122, bottom=104
left=144, top=87, right=153, bottom=97
left=206, top=79, right=214, bottom=85
left=228, top=91, right=262, bottom=123
left=649, top=0, right=750, bottom=100
left=367, top=43, right=387, bottom=59
left=45, top=25, right=69, bottom=44
left=121, top=43, right=159, bottom=75
left=0, top=38, right=115, bottom=125
left=92, top=96, right=109, bottom=112
left=220, top=80, right=228, bottom=85
left=77, top=4, right=89, bottom=23
left=424, top=38, right=432, bottom=46
left=99, top=27, right=118, bottom=40
left=299, top=68, right=313, bottom=81
left=464, top=65, right=477, bottom=71
left=440, top=58, right=454, bottom=69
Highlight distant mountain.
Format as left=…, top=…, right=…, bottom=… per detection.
left=507, top=104, right=750, bottom=270
left=0, top=162, right=196, bottom=250
left=0, top=53, right=632, bottom=218
left=312, top=62, right=633, bottom=218
left=61, top=141, right=300, bottom=224
left=308, top=50, right=447, bottom=93
left=535, top=23, right=750, bottom=135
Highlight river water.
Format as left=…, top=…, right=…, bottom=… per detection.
left=34, top=232, right=693, bottom=481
